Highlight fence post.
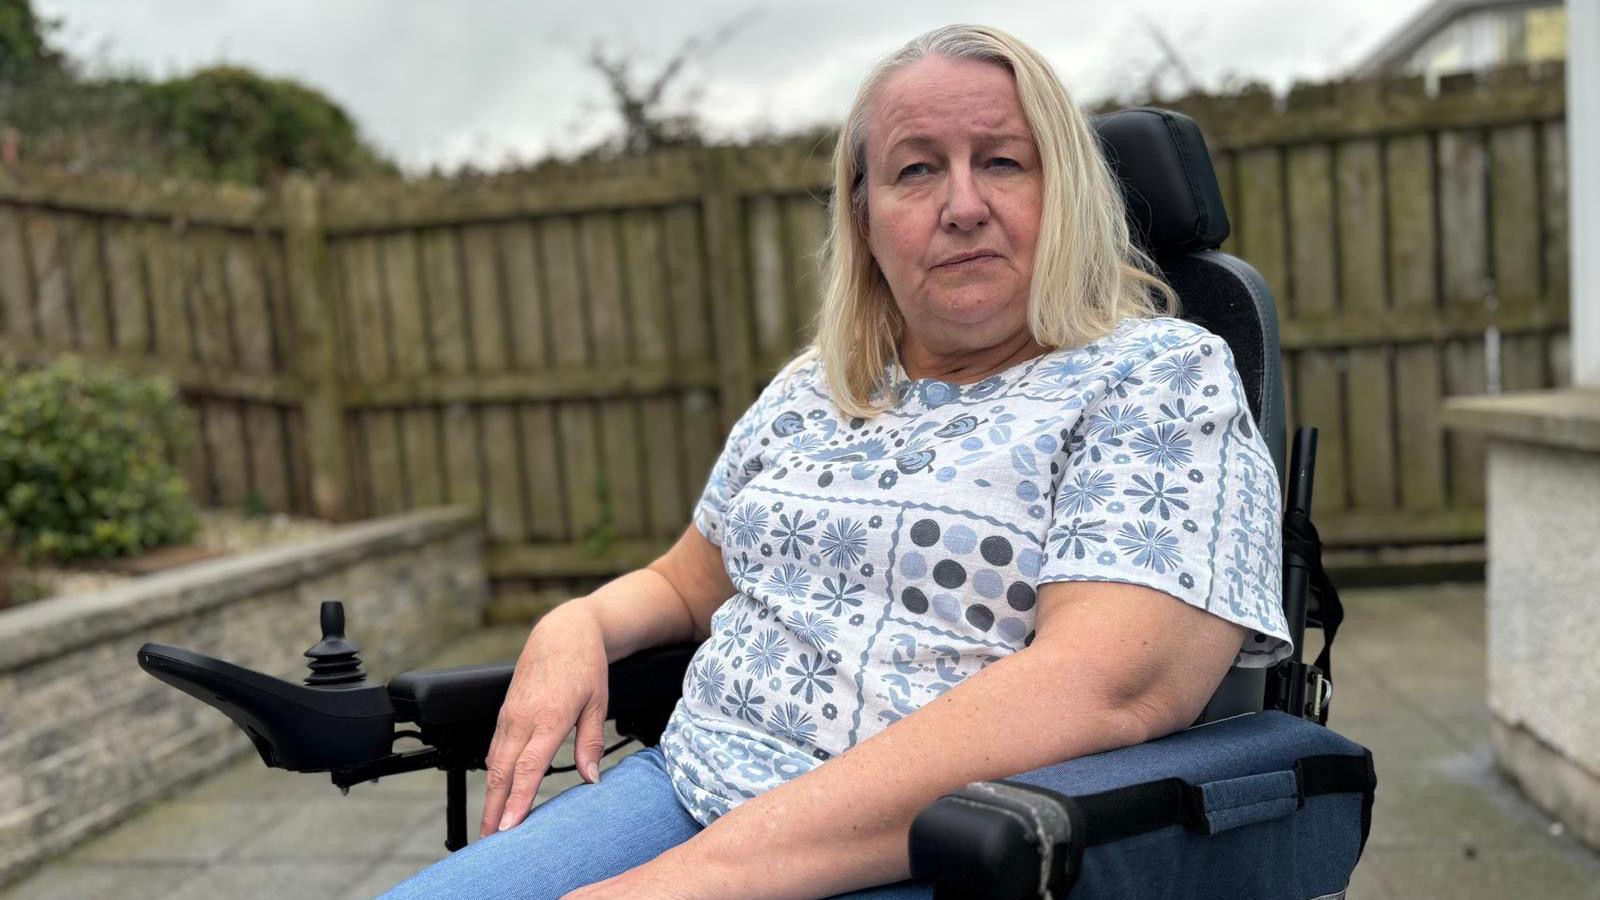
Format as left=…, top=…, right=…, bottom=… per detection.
left=281, top=174, right=350, bottom=521
left=701, top=147, right=757, bottom=430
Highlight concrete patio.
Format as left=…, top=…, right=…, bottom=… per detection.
left=3, top=582, right=1598, bottom=899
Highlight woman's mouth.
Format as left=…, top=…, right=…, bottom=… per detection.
left=934, top=253, right=1001, bottom=270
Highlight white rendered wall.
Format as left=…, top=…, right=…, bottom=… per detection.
left=1486, top=440, right=1600, bottom=847
left=1572, top=0, right=1600, bottom=387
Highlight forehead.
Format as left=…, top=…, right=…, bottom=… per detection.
left=867, top=56, right=1031, bottom=156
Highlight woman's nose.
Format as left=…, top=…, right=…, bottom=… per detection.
left=940, top=165, right=990, bottom=232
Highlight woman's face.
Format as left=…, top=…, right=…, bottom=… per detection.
left=863, top=55, right=1043, bottom=358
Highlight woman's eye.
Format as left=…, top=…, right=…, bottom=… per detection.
left=987, top=157, right=1020, bottom=170
left=897, top=163, right=930, bottom=180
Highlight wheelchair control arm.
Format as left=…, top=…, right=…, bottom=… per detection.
left=138, top=601, right=699, bottom=850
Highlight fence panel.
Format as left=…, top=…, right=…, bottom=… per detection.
left=1286, top=143, right=1348, bottom=517
left=0, top=208, right=34, bottom=341
left=1336, top=139, right=1397, bottom=512
left=4, top=63, right=1571, bottom=589
left=1385, top=134, right=1449, bottom=514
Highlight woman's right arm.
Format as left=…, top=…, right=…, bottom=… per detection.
left=479, top=524, right=733, bottom=837
left=581, top=525, right=737, bottom=662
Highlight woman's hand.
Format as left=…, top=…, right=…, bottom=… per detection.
left=479, top=603, right=611, bottom=836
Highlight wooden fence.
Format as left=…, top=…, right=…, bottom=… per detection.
left=0, top=63, right=1570, bottom=593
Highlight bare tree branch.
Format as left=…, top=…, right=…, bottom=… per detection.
left=1138, top=17, right=1203, bottom=97
left=584, top=9, right=760, bottom=156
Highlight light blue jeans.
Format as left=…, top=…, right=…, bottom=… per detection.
left=379, top=747, right=933, bottom=899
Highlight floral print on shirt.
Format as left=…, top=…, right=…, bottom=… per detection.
left=657, top=316, right=1292, bottom=825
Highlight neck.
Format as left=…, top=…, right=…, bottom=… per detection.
left=898, top=329, right=1047, bottom=384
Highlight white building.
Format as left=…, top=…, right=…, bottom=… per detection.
left=1355, top=0, right=1567, bottom=78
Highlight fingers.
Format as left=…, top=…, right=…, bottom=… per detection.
left=479, top=722, right=518, bottom=838
left=497, top=744, right=555, bottom=831
left=480, top=706, right=569, bottom=836
left=573, top=696, right=609, bottom=784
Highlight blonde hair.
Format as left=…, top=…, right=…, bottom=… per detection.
left=808, top=23, right=1176, bottom=418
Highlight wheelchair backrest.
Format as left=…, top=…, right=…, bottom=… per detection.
left=1093, top=108, right=1288, bottom=483
left=1094, top=109, right=1288, bottom=723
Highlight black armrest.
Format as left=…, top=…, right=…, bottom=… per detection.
left=389, top=663, right=514, bottom=727
left=139, top=625, right=701, bottom=786
left=384, top=641, right=701, bottom=749
left=910, top=781, right=1082, bottom=900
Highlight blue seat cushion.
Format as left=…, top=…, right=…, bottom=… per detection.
left=1006, top=712, right=1373, bottom=899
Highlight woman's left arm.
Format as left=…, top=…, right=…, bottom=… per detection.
left=565, top=579, right=1246, bottom=900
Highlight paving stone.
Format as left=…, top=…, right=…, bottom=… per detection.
left=1358, top=846, right=1600, bottom=900
left=181, top=752, right=341, bottom=801
left=1337, top=714, right=1466, bottom=776
left=1343, top=858, right=1391, bottom=900
left=0, top=861, right=197, bottom=900
left=1314, top=666, right=1400, bottom=721
left=389, top=818, right=459, bottom=867
left=67, top=798, right=292, bottom=863
left=230, top=800, right=438, bottom=862
left=337, top=860, right=434, bottom=899
left=165, top=861, right=376, bottom=900
left=1368, top=773, right=1566, bottom=852
left=1342, top=626, right=1484, bottom=685
left=352, top=764, right=475, bottom=800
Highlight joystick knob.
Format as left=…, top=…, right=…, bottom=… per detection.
left=304, top=601, right=367, bottom=686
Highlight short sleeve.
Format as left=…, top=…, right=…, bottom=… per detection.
left=691, top=366, right=805, bottom=547
left=1039, top=329, right=1292, bottom=667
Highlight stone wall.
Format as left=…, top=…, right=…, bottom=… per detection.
left=0, top=507, right=487, bottom=887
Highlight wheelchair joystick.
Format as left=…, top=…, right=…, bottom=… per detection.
left=304, top=600, right=368, bottom=686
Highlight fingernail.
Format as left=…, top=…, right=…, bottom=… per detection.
left=498, top=810, right=518, bottom=832
left=586, top=762, right=601, bottom=783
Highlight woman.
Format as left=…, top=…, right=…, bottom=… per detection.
left=384, top=23, right=1290, bottom=900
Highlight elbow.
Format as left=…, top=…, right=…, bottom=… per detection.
left=1109, top=691, right=1191, bottom=746
left=1064, top=668, right=1200, bottom=752
left=1078, top=704, right=1159, bottom=754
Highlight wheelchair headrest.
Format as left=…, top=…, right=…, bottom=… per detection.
left=1093, top=108, right=1231, bottom=256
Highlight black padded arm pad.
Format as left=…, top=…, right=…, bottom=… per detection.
left=386, top=641, right=702, bottom=746
left=910, top=781, right=1083, bottom=900
left=389, top=663, right=514, bottom=727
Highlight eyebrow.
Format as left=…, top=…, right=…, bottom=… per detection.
left=885, top=132, right=1034, bottom=156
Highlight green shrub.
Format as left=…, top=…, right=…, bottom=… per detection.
left=0, top=357, right=199, bottom=562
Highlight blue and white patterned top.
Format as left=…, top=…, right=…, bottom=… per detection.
left=656, top=315, right=1292, bottom=826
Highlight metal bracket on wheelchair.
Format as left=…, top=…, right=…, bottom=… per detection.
left=1267, top=660, right=1331, bottom=726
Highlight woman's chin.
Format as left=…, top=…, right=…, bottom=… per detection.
left=920, top=289, right=1027, bottom=330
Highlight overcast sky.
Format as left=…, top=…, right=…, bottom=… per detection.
left=37, top=0, right=1431, bottom=174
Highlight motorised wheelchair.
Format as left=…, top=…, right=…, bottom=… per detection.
left=138, top=108, right=1374, bottom=899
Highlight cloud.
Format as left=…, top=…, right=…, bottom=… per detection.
left=37, top=0, right=1428, bottom=172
